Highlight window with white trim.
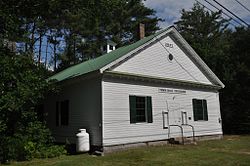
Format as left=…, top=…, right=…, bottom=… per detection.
left=192, top=99, right=208, bottom=121
left=129, top=96, right=153, bottom=123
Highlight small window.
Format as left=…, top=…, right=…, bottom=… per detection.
left=168, top=53, right=173, bottom=61
left=192, top=99, right=208, bottom=121
left=109, top=45, right=113, bottom=50
left=129, top=96, right=153, bottom=123
left=56, top=100, right=69, bottom=126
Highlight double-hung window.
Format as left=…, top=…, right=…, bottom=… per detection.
left=192, top=99, right=208, bottom=121
left=129, top=96, right=153, bottom=123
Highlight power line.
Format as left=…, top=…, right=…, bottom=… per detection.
left=195, top=0, right=238, bottom=27
left=234, top=0, right=250, bottom=14
left=212, top=0, right=250, bottom=27
left=198, top=0, right=238, bottom=26
left=202, top=0, right=243, bottom=26
left=196, top=0, right=215, bottom=12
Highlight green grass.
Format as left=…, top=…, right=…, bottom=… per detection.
left=9, top=135, right=250, bottom=166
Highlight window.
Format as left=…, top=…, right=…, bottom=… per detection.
left=129, top=96, right=153, bottom=123
left=109, top=45, right=113, bottom=50
left=168, top=53, right=173, bottom=61
left=192, top=99, right=208, bottom=121
left=136, top=97, right=146, bottom=122
left=56, top=100, right=69, bottom=126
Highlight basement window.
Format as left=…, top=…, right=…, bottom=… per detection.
left=129, top=96, right=153, bottom=123
left=56, top=100, right=69, bottom=126
left=192, top=99, right=208, bottom=121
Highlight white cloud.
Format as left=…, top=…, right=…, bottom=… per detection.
left=144, top=0, right=250, bottom=28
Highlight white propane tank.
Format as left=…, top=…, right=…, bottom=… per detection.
left=76, top=129, right=90, bottom=152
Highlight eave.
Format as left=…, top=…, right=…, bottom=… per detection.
left=103, top=71, right=222, bottom=90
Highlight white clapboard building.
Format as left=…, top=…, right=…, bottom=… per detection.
left=45, top=26, right=224, bottom=152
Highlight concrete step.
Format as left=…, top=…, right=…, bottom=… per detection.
left=168, top=137, right=197, bottom=145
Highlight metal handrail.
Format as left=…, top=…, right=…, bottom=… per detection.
left=168, top=124, right=184, bottom=144
left=181, top=124, right=195, bottom=142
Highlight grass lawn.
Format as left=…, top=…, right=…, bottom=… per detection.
left=9, top=135, right=250, bottom=166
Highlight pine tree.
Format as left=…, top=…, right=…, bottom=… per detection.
left=174, top=3, right=229, bottom=70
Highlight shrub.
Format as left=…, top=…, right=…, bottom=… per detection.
left=0, top=50, right=65, bottom=163
left=0, top=121, right=66, bottom=162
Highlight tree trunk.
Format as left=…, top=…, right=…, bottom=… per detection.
left=30, top=22, right=36, bottom=56
left=53, top=37, right=57, bottom=71
left=25, top=24, right=29, bottom=52
left=45, top=38, right=49, bottom=69
left=38, top=33, right=43, bottom=64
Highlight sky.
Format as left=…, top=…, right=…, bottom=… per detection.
left=144, top=0, right=250, bottom=29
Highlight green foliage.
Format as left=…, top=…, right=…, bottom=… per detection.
left=1, top=122, right=66, bottom=161
left=57, top=0, right=162, bottom=71
left=175, top=3, right=229, bottom=69
left=0, top=49, right=65, bottom=162
left=1, top=0, right=161, bottom=71
left=220, top=27, right=250, bottom=134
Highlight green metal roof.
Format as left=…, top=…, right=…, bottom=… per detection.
left=48, top=28, right=168, bottom=82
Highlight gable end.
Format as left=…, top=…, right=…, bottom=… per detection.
left=101, top=27, right=224, bottom=89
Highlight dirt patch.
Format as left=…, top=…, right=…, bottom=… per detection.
left=236, top=151, right=250, bottom=155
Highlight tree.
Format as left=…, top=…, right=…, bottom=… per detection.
left=1, top=0, right=161, bottom=71
left=175, top=2, right=250, bottom=134
left=220, top=27, right=250, bottom=134
left=0, top=48, right=65, bottom=162
left=0, top=1, right=67, bottom=160
left=175, top=3, right=230, bottom=70
left=57, top=0, right=161, bottom=70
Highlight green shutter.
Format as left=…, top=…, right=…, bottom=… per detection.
left=202, top=100, right=208, bottom=121
left=147, top=96, right=153, bottom=123
left=129, top=96, right=136, bottom=123
left=192, top=99, right=198, bottom=121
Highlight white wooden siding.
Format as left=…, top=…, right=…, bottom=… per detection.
left=102, top=78, right=222, bottom=146
left=113, top=36, right=212, bottom=85
left=44, top=78, right=102, bottom=146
